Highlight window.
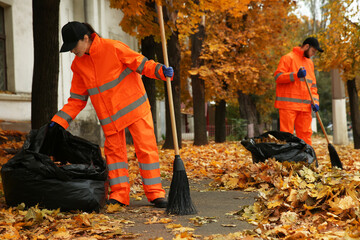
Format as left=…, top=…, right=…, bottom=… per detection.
left=0, top=6, right=6, bottom=91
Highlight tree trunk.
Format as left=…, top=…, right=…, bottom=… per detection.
left=141, top=35, right=158, bottom=141
left=347, top=78, right=360, bottom=148
left=215, top=99, right=226, bottom=143
left=31, top=0, right=60, bottom=129
left=237, top=90, right=260, bottom=138
left=191, top=21, right=207, bottom=146
left=155, top=5, right=181, bottom=150
left=162, top=31, right=182, bottom=149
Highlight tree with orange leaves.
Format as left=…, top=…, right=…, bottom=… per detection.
left=316, top=0, right=360, bottom=148
left=110, top=0, right=300, bottom=142
left=193, top=0, right=300, bottom=137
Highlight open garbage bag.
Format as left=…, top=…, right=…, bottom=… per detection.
left=1, top=124, right=108, bottom=212
left=241, top=131, right=317, bottom=166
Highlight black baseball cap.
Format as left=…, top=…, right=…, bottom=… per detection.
left=60, top=21, right=88, bottom=52
left=303, top=37, right=324, bottom=52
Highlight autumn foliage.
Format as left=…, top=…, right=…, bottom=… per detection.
left=195, top=1, right=296, bottom=99
left=109, top=0, right=302, bottom=123
left=0, top=129, right=26, bottom=166
left=1, top=127, right=360, bottom=238
left=316, top=0, right=360, bottom=81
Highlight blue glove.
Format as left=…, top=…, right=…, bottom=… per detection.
left=162, top=65, right=174, bottom=78
left=311, top=104, right=319, bottom=112
left=49, top=121, right=64, bottom=130
left=49, top=121, right=59, bottom=128
left=297, top=67, right=306, bottom=78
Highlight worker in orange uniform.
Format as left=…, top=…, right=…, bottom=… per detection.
left=50, top=21, right=173, bottom=208
left=274, top=37, right=323, bottom=146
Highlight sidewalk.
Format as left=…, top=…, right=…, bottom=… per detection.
left=108, top=179, right=257, bottom=239
left=0, top=120, right=31, bottom=132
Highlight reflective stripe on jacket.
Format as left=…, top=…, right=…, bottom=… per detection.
left=274, top=46, right=319, bottom=112
left=52, top=34, right=167, bottom=136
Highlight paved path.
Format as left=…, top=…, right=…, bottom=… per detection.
left=109, top=179, right=257, bottom=239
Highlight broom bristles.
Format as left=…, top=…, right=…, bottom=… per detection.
left=328, top=143, right=343, bottom=169
left=166, top=155, right=197, bottom=215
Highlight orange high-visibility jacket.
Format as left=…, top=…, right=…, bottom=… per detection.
left=52, top=34, right=167, bottom=136
left=274, top=46, right=319, bottom=112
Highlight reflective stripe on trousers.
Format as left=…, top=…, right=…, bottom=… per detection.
left=104, top=111, right=165, bottom=205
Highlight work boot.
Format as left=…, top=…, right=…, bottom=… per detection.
left=151, top=198, right=167, bottom=208
left=107, top=199, right=126, bottom=206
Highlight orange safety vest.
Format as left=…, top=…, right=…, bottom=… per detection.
left=52, top=34, right=167, bottom=136
left=274, top=46, right=319, bottom=112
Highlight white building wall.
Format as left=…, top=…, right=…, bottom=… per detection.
left=157, top=100, right=166, bottom=141
left=0, top=0, right=144, bottom=144
left=8, top=0, right=33, bottom=93
left=0, top=0, right=33, bottom=122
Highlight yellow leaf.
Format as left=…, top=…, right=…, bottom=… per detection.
left=159, top=218, right=173, bottom=224
left=286, top=189, right=298, bottom=203
left=171, top=227, right=195, bottom=233
left=280, top=211, right=298, bottom=224
left=73, top=214, right=91, bottom=227
left=226, top=177, right=239, bottom=189
left=188, top=69, right=199, bottom=75
left=267, top=199, right=283, bottom=209
left=221, top=224, right=237, bottom=227
left=105, top=203, right=125, bottom=213
left=166, top=223, right=183, bottom=229
left=144, top=217, right=171, bottom=224
left=330, top=196, right=355, bottom=211
left=53, top=226, right=71, bottom=238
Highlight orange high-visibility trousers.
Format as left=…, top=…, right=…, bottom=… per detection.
left=279, top=109, right=313, bottom=145
left=104, top=111, right=166, bottom=205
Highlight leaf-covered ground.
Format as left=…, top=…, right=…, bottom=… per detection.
left=1, top=129, right=360, bottom=239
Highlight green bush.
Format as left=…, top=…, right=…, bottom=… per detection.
left=227, top=118, right=247, bottom=141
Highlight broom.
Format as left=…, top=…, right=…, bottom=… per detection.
left=303, top=70, right=343, bottom=169
left=156, top=4, right=197, bottom=215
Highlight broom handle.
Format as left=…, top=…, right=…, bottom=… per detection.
left=156, top=4, right=180, bottom=155
left=303, top=75, right=330, bottom=144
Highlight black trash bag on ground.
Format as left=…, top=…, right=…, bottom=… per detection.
left=1, top=124, right=108, bottom=212
left=241, top=131, right=317, bottom=166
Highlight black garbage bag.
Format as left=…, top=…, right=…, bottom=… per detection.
left=1, top=124, right=108, bottom=212
left=241, top=131, right=317, bottom=166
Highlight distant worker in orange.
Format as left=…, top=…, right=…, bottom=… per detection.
left=274, top=37, right=323, bottom=145
left=50, top=21, right=174, bottom=208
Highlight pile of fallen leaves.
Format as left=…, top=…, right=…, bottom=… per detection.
left=0, top=204, right=138, bottom=239
left=215, top=160, right=360, bottom=239
left=0, top=128, right=26, bottom=166
left=253, top=134, right=287, bottom=144
left=126, top=137, right=360, bottom=239
left=1, top=128, right=360, bottom=239
left=205, top=139, right=360, bottom=239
